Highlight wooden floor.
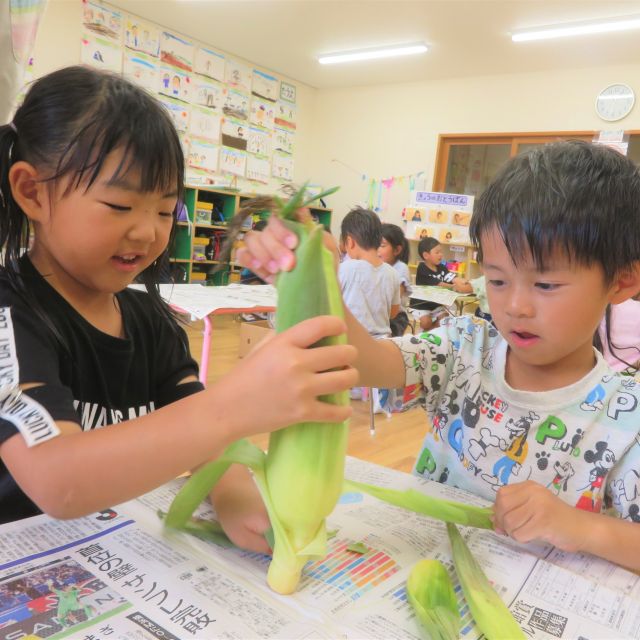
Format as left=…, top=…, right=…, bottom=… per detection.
left=185, top=315, right=426, bottom=473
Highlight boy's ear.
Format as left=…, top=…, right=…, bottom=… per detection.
left=8, top=161, right=51, bottom=223
left=610, top=263, right=640, bottom=304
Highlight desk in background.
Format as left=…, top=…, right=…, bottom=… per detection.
left=410, top=285, right=478, bottom=316
left=133, top=283, right=277, bottom=384
left=1, top=458, right=638, bottom=639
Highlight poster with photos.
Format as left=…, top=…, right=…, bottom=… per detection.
left=246, top=154, right=270, bottom=184
left=220, top=147, right=247, bottom=177
left=272, top=151, right=293, bottom=181
left=81, top=33, right=122, bottom=72
left=247, top=126, right=271, bottom=157
left=123, top=50, right=158, bottom=93
left=124, top=16, right=159, bottom=56
left=187, top=139, right=219, bottom=173
left=225, top=59, right=251, bottom=92
left=192, top=77, right=222, bottom=111
left=189, top=106, right=221, bottom=141
left=160, top=31, right=193, bottom=72
left=252, top=69, right=278, bottom=102
left=223, top=88, right=249, bottom=120
left=250, top=97, right=275, bottom=130
left=83, top=1, right=122, bottom=41
left=404, top=191, right=474, bottom=243
left=280, top=81, right=296, bottom=104
left=194, top=46, right=225, bottom=82
left=158, top=64, right=191, bottom=102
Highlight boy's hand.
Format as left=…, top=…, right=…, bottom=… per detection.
left=237, top=213, right=339, bottom=283
left=212, top=465, right=271, bottom=554
left=493, top=480, right=591, bottom=552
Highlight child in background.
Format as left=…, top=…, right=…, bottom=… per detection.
left=413, top=236, right=473, bottom=331
left=0, top=67, right=356, bottom=548
left=339, top=207, right=400, bottom=339
left=239, top=140, right=640, bottom=571
left=594, top=298, right=640, bottom=373
left=379, top=222, right=412, bottom=336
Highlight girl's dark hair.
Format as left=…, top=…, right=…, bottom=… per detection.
left=417, top=236, right=440, bottom=257
left=381, top=223, right=409, bottom=263
left=470, top=140, right=640, bottom=283
left=341, top=206, right=381, bottom=250
left=0, top=65, right=185, bottom=344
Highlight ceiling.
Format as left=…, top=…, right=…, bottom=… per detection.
left=113, top=0, right=640, bottom=88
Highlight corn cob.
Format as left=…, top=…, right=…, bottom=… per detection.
left=447, top=523, right=525, bottom=640
left=407, top=559, right=460, bottom=640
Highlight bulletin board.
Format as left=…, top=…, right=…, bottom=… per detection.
left=80, top=0, right=297, bottom=188
left=402, top=191, right=474, bottom=245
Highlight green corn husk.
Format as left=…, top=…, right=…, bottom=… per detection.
left=407, top=559, right=460, bottom=640
left=344, top=479, right=493, bottom=529
left=447, top=523, right=525, bottom=640
left=167, top=184, right=347, bottom=594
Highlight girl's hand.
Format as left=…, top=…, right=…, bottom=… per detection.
left=212, top=464, right=271, bottom=554
left=236, top=214, right=339, bottom=283
left=493, top=480, right=590, bottom=552
left=221, top=315, right=358, bottom=438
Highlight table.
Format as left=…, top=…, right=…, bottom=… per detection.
left=1, top=458, right=638, bottom=639
left=132, top=284, right=277, bottom=385
left=410, top=285, right=478, bottom=316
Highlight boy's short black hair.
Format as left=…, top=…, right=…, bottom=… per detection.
left=417, top=236, right=440, bottom=258
left=470, top=140, right=640, bottom=283
left=341, top=206, right=382, bottom=250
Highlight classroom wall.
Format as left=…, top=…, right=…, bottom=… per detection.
left=31, top=4, right=640, bottom=234
left=307, top=62, right=640, bottom=232
left=30, top=0, right=319, bottom=194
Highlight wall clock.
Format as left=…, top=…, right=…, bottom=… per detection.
left=595, top=83, right=635, bottom=122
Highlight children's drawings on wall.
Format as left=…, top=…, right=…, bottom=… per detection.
left=83, top=1, right=122, bottom=41
left=249, top=97, right=275, bottom=130
left=252, top=70, right=278, bottom=102
left=194, top=47, right=225, bottom=82
left=223, top=88, right=249, bottom=121
left=192, top=77, right=222, bottom=111
left=220, top=147, right=246, bottom=177
left=225, top=59, right=251, bottom=93
left=158, top=64, right=191, bottom=102
left=221, top=117, right=248, bottom=151
left=81, top=34, right=122, bottom=72
left=279, top=81, right=296, bottom=104
left=246, top=154, right=270, bottom=184
left=80, top=1, right=299, bottom=186
left=124, top=17, right=159, bottom=56
left=189, top=106, right=221, bottom=141
left=187, top=139, right=219, bottom=173
left=247, top=126, right=271, bottom=157
left=274, top=126, right=294, bottom=155
left=274, top=101, right=296, bottom=130
left=158, top=96, right=190, bottom=133
left=160, top=31, right=193, bottom=72
left=123, top=51, right=158, bottom=93
left=272, top=151, right=293, bottom=181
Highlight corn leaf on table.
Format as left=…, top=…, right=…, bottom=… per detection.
left=2, top=456, right=637, bottom=639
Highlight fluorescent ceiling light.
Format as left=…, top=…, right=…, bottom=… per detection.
left=512, top=15, right=640, bottom=42
left=318, top=43, right=428, bottom=65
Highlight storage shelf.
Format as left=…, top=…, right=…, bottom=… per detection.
left=171, top=185, right=332, bottom=285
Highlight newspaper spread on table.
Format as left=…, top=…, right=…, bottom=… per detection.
left=410, top=286, right=463, bottom=308
left=1, top=457, right=639, bottom=640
